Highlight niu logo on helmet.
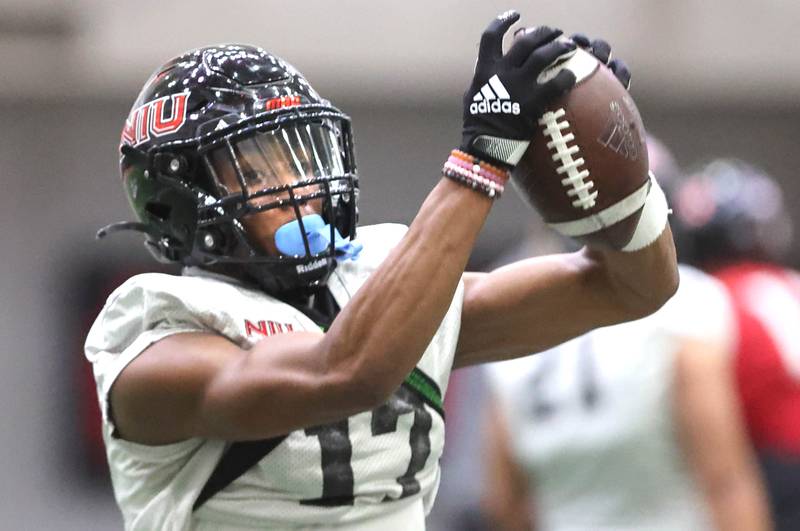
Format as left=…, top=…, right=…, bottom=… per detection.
left=121, top=93, right=189, bottom=147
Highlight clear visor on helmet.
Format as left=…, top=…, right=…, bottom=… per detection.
left=199, top=117, right=358, bottom=261
left=207, top=118, right=347, bottom=205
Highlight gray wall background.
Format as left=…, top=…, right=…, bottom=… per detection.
left=1, top=1, right=798, bottom=528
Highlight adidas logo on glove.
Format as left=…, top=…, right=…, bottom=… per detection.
left=469, top=75, right=520, bottom=115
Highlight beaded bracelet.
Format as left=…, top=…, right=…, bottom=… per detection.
left=442, top=149, right=510, bottom=199
left=443, top=164, right=506, bottom=198
left=449, top=150, right=509, bottom=185
left=446, top=156, right=507, bottom=187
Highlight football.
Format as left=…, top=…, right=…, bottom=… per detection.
left=512, top=46, right=650, bottom=250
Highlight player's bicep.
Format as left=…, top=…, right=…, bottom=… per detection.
left=109, top=332, right=238, bottom=444
left=110, top=330, right=327, bottom=445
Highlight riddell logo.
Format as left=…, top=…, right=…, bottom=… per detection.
left=296, top=258, right=326, bottom=274
left=469, top=75, right=520, bottom=115
left=265, top=95, right=301, bottom=111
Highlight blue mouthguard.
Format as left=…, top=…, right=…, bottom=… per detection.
left=274, top=214, right=362, bottom=261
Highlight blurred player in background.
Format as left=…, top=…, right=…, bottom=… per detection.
left=481, top=140, right=772, bottom=531
left=83, top=12, right=677, bottom=530
left=671, top=159, right=800, bottom=531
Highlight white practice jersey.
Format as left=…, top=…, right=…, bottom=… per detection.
left=487, top=265, right=734, bottom=531
left=85, top=224, right=464, bottom=531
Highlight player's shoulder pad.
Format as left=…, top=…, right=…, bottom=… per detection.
left=107, top=271, right=251, bottom=306
left=344, top=223, right=409, bottom=268
left=671, top=264, right=731, bottom=310
left=651, top=264, right=734, bottom=344
left=355, top=223, right=408, bottom=248
left=89, top=272, right=240, bottom=349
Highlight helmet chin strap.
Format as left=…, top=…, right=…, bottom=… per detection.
left=274, top=214, right=362, bottom=261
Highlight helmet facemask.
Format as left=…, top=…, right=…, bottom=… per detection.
left=195, top=115, right=360, bottom=294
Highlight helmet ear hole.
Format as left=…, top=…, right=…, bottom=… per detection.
left=155, top=153, right=189, bottom=177
left=196, top=227, right=228, bottom=254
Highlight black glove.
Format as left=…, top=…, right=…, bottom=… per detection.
left=461, top=11, right=577, bottom=168
left=570, top=33, right=632, bottom=90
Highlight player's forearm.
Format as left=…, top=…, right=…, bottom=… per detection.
left=455, top=224, right=677, bottom=366
left=320, top=178, right=492, bottom=405
left=585, top=223, right=678, bottom=319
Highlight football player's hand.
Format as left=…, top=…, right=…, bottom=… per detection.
left=460, top=11, right=577, bottom=168
left=570, top=33, right=632, bottom=90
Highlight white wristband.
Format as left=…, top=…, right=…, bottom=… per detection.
left=621, top=173, right=670, bottom=252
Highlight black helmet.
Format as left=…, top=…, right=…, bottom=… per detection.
left=100, top=44, right=360, bottom=294
left=670, top=158, right=792, bottom=268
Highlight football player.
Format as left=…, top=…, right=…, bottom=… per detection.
left=672, top=159, right=799, bottom=531
left=85, top=12, right=677, bottom=530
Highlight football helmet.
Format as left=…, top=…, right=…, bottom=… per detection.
left=100, top=44, right=360, bottom=295
left=670, top=158, right=792, bottom=268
